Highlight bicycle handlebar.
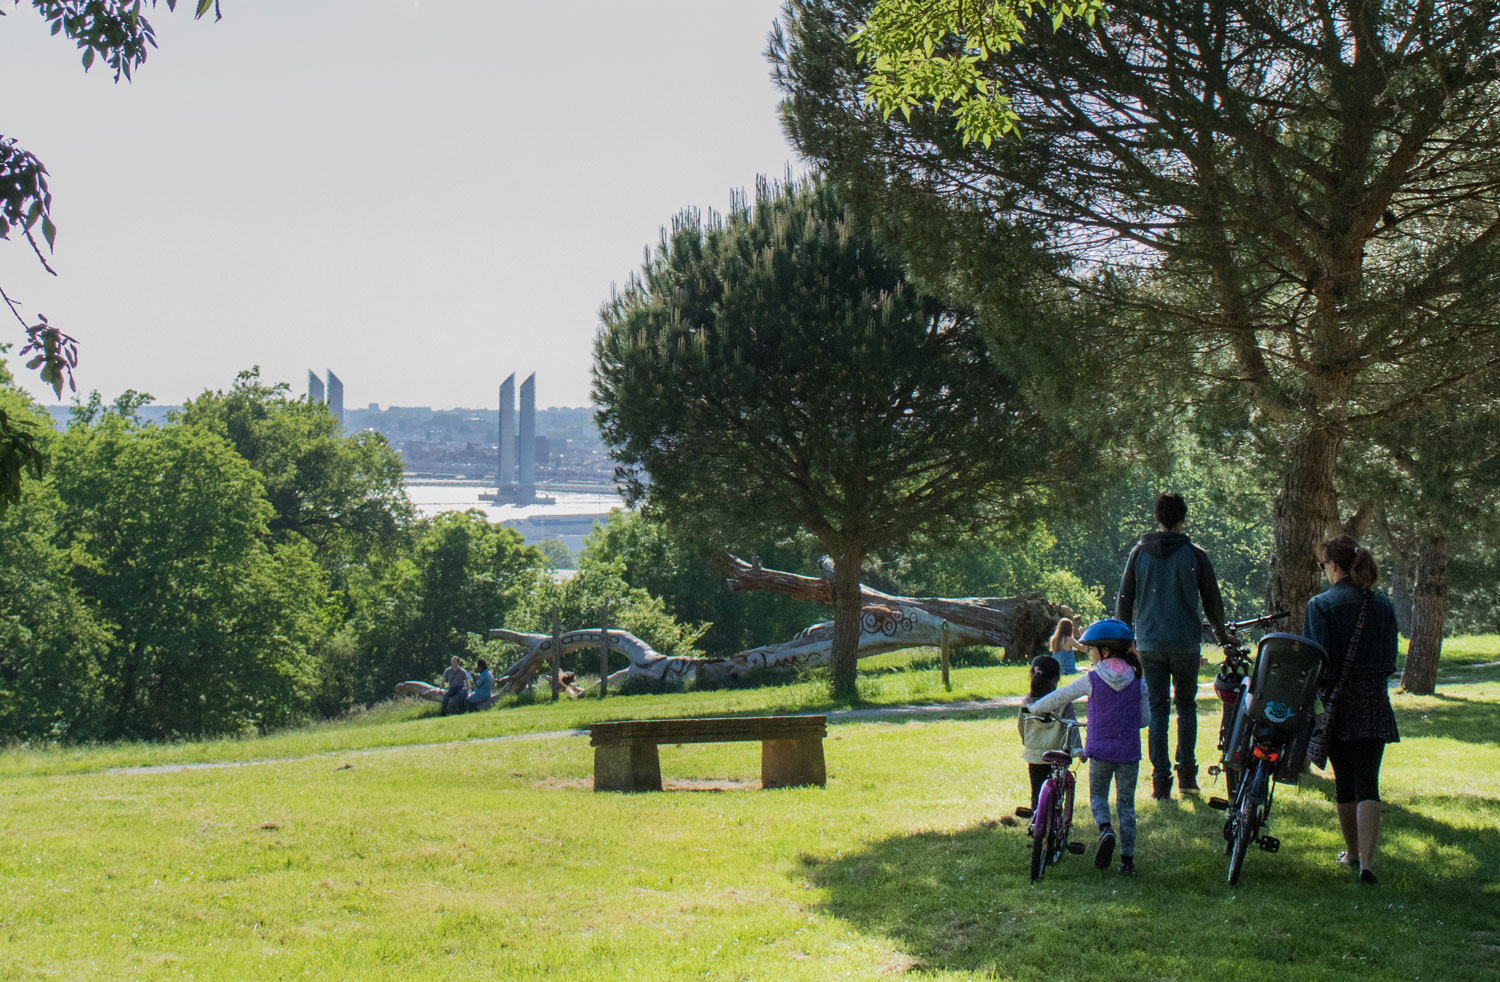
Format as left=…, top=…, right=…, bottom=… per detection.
left=1225, top=611, right=1289, bottom=632
left=1022, top=713, right=1082, bottom=728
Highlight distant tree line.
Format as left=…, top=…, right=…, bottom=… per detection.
left=0, top=364, right=697, bottom=742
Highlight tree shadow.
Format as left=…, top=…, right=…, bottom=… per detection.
left=1395, top=693, right=1500, bottom=747
left=798, top=788, right=1500, bottom=978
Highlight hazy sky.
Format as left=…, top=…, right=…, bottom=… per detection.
left=1, top=0, right=804, bottom=410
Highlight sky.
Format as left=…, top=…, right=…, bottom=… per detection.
left=1, top=0, right=805, bottom=411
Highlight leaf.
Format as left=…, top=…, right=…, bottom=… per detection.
left=83, top=47, right=95, bottom=71
left=42, top=217, right=57, bottom=250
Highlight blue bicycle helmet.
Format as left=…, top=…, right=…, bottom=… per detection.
left=1078, top=617, right=1134, bottom=653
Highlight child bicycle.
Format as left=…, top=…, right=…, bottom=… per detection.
left=1015, top=714, right=1087, bottom=882
left=1205, top=614, right=1327, bottom=885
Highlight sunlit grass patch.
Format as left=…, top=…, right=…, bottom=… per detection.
left=0, top=644, right=1496, bottom=979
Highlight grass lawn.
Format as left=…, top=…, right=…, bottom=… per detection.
left=1, top=642, right=1496, bottom=980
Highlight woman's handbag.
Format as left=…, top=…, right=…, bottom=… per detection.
left=1306, top=591, right=1371, bottom=771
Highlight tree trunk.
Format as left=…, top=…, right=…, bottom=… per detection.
left=1375, top=511, right=1414, bottom=636
left=829, top=544, right=865, bottom=701
left=1401, top=531, right=1450, bottom=695
left=113, top=641, right=145, bottom=737
left=1387, top=548, right=1415, bottom=638
left=1268, top=426, right=1343, bottom=633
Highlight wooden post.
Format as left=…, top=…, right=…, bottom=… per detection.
left=598, top=602, right=610, bottom=699
left=551, top=605, right=562, bottom=701
left=940, top=619, right=951, bottom=691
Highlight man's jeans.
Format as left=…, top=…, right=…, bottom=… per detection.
left=1141, top=649, right=1200, bottom=778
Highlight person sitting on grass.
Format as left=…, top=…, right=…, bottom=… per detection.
left=463, top=658, right=493, bottom=713
left=1029, top=618, right=1150, bottom=876
left=1019, top=654, right=1083, bottom=810
left=440, top=656, right=470, bottom=716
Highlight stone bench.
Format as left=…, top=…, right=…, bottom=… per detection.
left=588, top=714, right=828, bottom=792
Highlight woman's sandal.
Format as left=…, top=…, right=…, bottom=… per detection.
left=1336, top=851, right=1353, bottom=867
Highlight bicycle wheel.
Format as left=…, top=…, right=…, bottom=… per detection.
left=1053, top=776, right=1075, bottom=864
left=1030, top=782, right=1056, bottom=882
left=1227, top=760, right=1266, bottom=886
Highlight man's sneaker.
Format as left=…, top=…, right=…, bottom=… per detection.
left=1119, top=856, right=1136, bottom=876
left=1177, top=768, right=1201, bottom=796
left=1151, top=774, right=1172, bottom=800
left=1095, top=826, right=1116, bottom=869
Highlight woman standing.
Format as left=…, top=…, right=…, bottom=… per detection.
left=1304, top=535, right=1400, bottom=885
left=1049, top=617, right=1086, bottom=675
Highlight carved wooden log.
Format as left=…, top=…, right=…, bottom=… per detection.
left=485, top=628, right=678, bottom=693
left=393, top=557, right=1067, bottom=701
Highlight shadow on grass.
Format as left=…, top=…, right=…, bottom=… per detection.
left=1395, top=693, right=1500, bottom=747
left=798, top=786, right=1500, bottom=978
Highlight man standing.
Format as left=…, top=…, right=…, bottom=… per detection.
left=1117, top=494, right=1229, bottom=799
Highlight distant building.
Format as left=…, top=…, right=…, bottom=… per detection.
left=518, top=373, right=537, bottom=502
left=498, top=373, right=516, bottom=496
left=479, top=372, right=556, bottom=504
left=326, top=370, right=344, bottom=426
left=307, top=370, right=325, bottom=403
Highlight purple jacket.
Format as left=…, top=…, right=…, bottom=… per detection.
left=1030, top=658, right=1150, bottom=764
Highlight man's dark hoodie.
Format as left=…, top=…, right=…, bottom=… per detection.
left=1116, top=532, right=1227, bottom=655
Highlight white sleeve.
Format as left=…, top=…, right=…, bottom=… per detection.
left=1029, top=676, right=1091, bottom=717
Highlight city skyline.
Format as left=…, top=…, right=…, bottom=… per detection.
left=1, top=1, right=802, bottom=412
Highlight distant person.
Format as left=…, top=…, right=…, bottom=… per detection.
left=1305, top=535, right=1400, bottom=885
left=1018, top=654, right=1082, bottom=809
left=1117, top=493, right=1230, bottom=799
left=465, top=658, right=494, bottom=712
left=439, top=656, right=470, bottom=716
left=1030, top=618, right=1150, bottom=876
left=1049, top=617, right=1085, bottom=675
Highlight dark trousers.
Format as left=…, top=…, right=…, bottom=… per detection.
left=440, top=684, right=467, bottom=715
left=1329, top=738, right=1386, bottom=804
left=1028, top=763, right=1051, bottom=808
left=1142, top=649, right=1200, bottom=777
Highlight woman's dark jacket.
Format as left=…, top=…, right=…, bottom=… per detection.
left=1304, top=580, right=1400, bottom=744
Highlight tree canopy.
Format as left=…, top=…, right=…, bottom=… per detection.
left=1, top=1, right=221, bottom=507
left=774, top=0, right=1500, bottom=630
left=848, top=0, right=1107, bottom=145
left=594, top=176, right=1091, bottom=698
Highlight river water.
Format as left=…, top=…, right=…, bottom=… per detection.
left=405, top=483, right=623, bottom=550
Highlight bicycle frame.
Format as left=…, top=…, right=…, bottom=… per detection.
left=1207, top=622, right=1327, bottom=886
left=1020, top=714, right=1086, bottom=882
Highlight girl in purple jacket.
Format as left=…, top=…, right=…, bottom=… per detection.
left=1030, top=618, right=1150, bottom=875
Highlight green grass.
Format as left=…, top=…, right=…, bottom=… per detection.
left=1, top=642, right=1496, bottom=980
left=0, top=650, right=1031, bottom=780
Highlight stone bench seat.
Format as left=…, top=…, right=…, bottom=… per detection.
left=588, top=714, right=827, bottom=792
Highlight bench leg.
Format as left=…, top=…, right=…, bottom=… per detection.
left=594, top=742, right=662, bottom=792
left=761, top=738, right=826, bottom=789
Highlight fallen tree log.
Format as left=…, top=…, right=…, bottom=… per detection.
left=395, top=556, right=1068, bottom=700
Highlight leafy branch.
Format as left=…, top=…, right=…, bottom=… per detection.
left=850, top=0, right=1106, bottom=146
